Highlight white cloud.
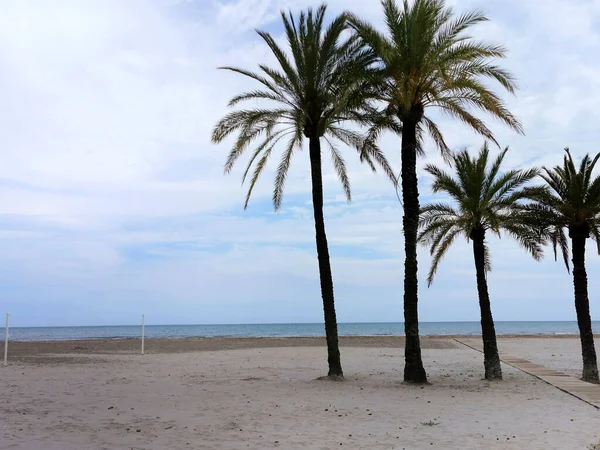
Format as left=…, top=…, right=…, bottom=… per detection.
left=0, top=0, right=599, bottom=326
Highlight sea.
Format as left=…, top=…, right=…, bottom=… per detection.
left=2, top=321, right=595, bottom=342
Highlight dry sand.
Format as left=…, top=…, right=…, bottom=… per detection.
left=1, top=337, right=599, bottom=449
left=497, top=337, right=593, bottom=379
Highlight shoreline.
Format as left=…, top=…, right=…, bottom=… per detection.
left=5, top=332, right=593, bottom=343
left=5, top=334, right=593, bottom=362
left=6, top=332, right=595, bottom=343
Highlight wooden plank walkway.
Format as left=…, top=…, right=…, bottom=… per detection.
left=455, top=338, right=600, bottom=410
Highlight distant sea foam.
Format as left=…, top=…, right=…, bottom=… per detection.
left=3, top=321, right=597, bottom=342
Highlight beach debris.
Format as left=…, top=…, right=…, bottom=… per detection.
left=421, top=419, right=440, bottom=427
left=586, top=440, right=600, bottom=450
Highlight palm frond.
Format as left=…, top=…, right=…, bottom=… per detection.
left=258, top=24, right=302, bottom=95
left=422, top=116, right=451, bottom=161
left=217, top=66, right=281, bottom=94
left=483, top=241, right=492, bottom=273
left=435, top=9, right=488, bottom=47
left=244, top=143, right=276, bottom=209
left=420, top=143, right=545, bottom=285
left=526, top=149, right=600, bottom=271
left=419, top=202, right=460, bottom=227
left=325, top=137, right=352, bottom=202
left=214, top=4, right=395, bottom=213
left=427, top=226, right=462, bottom=286
left=481, top=144, right=506, bottom=193
left=590, top=222, right=600, bottom=255
left=273, top=132, right=301, bottom=210
left=240, top=129, right=294, bottom=184
left=424, top=163, right=465, bottom=204
left=347, top=0, right=522, bottom=160
left=228, top=90, right=288, bottom=108
left=488, top=168, right=540, bottom=205
left=501, top=219, right=544, bottom=261
left=436, top=99, right=497, bottom=144
left=554, top=226, right=570, bottom=272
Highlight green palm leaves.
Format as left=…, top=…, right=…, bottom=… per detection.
left=523, top=149, right=600, bottom=271
left=211, top=5, right=394, bottom=211
left=419, top=144, right=542, bottom=285
left=348, top=0, right=523, bottom=156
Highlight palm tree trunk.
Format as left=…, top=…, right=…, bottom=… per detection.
left=571, top=230, right=599, bottom=383
left=471, top=229, right=502, bottom=380
left=401, top=118, right=427, bottom=384
left=308, top=135, right=343, bottom=378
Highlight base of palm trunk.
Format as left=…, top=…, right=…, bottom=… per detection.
left=582, top=364, right=600, bottom=384
left=404, top=364, right=428, bottom=384
left=484, top=366, right=503, bottom=380
left=317, top=374, right=344, bottom=381
left=327, top=356, right=343, bottom=379
left=483, top=353, right=503, bottom=380
left=327, top=370, right=344, bottom=378
left=327, top=358, right=343, bottom=379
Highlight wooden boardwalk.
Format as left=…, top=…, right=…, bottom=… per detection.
left=455, top=338, right=600, bottom=410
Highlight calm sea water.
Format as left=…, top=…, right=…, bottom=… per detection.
left=2, top=321, right=596, bottom=342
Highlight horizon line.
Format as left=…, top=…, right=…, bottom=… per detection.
left=5, top=320, right=591, bottom=329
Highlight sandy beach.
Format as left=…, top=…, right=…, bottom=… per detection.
left=2, top=336, right=599, bottom=449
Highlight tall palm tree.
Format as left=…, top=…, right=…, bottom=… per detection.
left=347, top=0, right=523, bottom=383
left=524, top=149, right=600, bottom=383
left=418, top=144, right=542, bottom=380
left=211, top=5, right=395, bottom=378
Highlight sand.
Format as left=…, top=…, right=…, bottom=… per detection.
left=497, top=337, right=593, bottom=379
left=1, top=337, right=599, bottom=450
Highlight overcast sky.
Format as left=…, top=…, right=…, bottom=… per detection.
left=1, top=0, right=600, bottom=327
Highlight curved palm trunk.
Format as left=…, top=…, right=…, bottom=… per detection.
left=401, top=118, right=427, bottom=383
left=571, top=230, right=599, bottom=383
left=471, top=229, right=502, bottom=380
left=308, top=135, right=343, bottom=378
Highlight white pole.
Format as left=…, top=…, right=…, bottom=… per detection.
left=141, top=314, right=145, bottom=355
left=4, top=313, right=9, bottom=367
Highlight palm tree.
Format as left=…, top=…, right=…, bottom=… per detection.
left=347, top=0, right=523, bottom=383
left=211, top=5, right=395, bottom=378
left=524, top=149, right=600, bottom=383
left=418, top=144, right=542, bottom=380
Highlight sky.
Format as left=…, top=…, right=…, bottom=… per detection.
left=1, top=0, right=600, bottom=327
